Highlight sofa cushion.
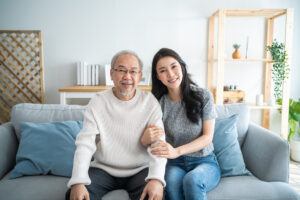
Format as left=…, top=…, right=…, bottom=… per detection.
left=0, top=172, right=130, bottom=200
left=207, top=176, right=300, bottom=200
left=213, top=114, right=251, bottom=177
left=215, top=103, right=249, bottom=146
left=11, top=103, right=86, bottom=141
left=10, top=121, right=82, bottom=179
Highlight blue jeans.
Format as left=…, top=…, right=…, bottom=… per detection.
left=165, top=152, right=221, bottom=200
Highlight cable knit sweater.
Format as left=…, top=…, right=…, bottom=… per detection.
left=68, top=88, right=167, bottom=187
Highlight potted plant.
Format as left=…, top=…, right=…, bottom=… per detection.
left=277, top=98, right=300, bottom=162
left=232, top=44, right=242, bottom=59
left=266, top=39, right=290, bottom=100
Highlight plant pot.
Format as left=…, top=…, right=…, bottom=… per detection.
left=290, top=137, right=300, bottom=162
left=232, top=49, right=242, bottom=59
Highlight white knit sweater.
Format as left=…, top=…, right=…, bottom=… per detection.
left=68, top=88, right=167, bottom=187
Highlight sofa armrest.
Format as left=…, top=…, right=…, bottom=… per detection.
left=242, top=122, right=289, bottom=183
left=0, top=122, right=18, bottom=179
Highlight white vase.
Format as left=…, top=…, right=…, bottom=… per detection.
left=290, top=137, right=300, bottom=162
left=256, top=94, right=263, bottom=106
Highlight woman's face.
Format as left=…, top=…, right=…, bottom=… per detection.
left=156, top=56, right=183, bottom=90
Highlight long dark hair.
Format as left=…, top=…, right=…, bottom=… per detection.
left=151, top=48, right=204, bottom=124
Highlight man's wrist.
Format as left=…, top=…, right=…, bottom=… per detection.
left=149, top=179, right=164, bottom=186
left=71, top=183, right=84, bottom=188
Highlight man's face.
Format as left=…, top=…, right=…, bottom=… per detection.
left=110, top=54, right=142, bottom=97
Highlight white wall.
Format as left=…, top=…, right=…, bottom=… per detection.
left=0, top=0, right=299, bottom=132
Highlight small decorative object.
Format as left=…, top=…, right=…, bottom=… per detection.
left=256, top=94, right=264, bottom=106
left=266, top=39, right=290, bottom=100
left=232, top=44, right=242, bottom=59
left=245, top=36, right=249, bottom=59
left=224, top=85, right=229, bottom=91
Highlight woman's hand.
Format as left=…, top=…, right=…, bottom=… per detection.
left=150, top=141, right=180, bottom=159
left=141, top=125, right=164, bottom=147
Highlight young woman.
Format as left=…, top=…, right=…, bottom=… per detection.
left=141, top=48, right=221, bottom=200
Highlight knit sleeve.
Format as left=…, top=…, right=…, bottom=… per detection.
left=202, top=89, right=217, bottom=120
left=145, top=100, right=167, bottom=186
left=67, top=99, right=99, bottom=188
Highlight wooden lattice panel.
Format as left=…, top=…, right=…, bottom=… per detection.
left=0, top=30, right=45, bottom=124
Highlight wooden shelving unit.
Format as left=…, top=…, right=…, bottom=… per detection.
left=207, top=9, right=294, bottom=139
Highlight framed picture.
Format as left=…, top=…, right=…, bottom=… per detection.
left=139, top=67, right=151, bottom=85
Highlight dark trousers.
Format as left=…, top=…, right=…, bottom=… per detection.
left=66, top=167, right=152, bottom=200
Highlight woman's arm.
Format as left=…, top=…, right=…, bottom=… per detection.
left=150, top=119, right=215, bottom=159
left=176, top=119, right=215, bottom=156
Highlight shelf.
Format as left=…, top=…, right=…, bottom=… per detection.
left=208, top=58, right=272, bottom=62
left=246, top=103, right=282, bottom=109
left=207, top=8, right=293, bottom=139
left=59, top=85, right=152, bottom=92
left=211, top=9, right=286, bottom=18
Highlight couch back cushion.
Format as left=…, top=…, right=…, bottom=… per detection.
left=11, top=103, right=250, bottom=145
left=215, top=103, right=249, bottom=146
left=11, top=103, right=86, bottom=141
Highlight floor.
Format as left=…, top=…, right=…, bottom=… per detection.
left=290, top=159, right=300, bottom=194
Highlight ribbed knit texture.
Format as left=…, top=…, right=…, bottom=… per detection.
left=68, top=89, right=167, bottom=187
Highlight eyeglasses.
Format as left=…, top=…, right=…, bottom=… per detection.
left=113, top=68, right=141, bottom=76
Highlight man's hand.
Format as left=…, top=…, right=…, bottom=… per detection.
left=140, top=179, right=164, bottom=200
left=70, top=184, right=89, bottom=200
left=141, top=125, right=164, bottom=147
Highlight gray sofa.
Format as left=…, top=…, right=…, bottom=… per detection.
left=0, top=103, right=299, bottom=200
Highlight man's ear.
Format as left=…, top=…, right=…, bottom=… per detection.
left=110, top=68, right=113, bottom=80
left=137, top=72, right=143, bottom=83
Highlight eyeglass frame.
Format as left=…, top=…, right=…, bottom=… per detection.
left=112, top=68, right=141, bottom=76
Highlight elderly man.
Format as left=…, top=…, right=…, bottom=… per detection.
left=66, top=50, right=166, bottom=200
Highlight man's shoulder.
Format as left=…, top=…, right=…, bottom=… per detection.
left=95, top=88, right=112, bottom=97
left=138, top=89, right=158, bottom=103
left=87, top=88, right=111, bottom=106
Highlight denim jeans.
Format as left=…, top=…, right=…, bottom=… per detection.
left=165, top=152, right=221, bottom=200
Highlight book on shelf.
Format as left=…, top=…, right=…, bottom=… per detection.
left=76, top=62, right=113, bottom=86
left=95, top=64, right=99, bottom=85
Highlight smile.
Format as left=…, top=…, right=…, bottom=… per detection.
left=120, top=81, right=133, bottom=86
left=168, top=78, right=178, bottom=83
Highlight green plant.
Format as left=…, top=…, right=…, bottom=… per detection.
left=266, top=39, right=290, bottom=99
left=233, top=44, right=240, bottom=50
left=277, top=98, right=300, bottom=141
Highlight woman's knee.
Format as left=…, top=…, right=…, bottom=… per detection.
left=183, top=172, right=204, bottom=187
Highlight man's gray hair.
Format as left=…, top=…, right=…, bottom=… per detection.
left=111, top=50, right=143, bottom=71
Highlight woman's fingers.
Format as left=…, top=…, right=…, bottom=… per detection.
left=151, top=141, right=166, bottom=148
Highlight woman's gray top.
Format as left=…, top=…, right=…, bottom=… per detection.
left=159, top=87, right=217, bottom=157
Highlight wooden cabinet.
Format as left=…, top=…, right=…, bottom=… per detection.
left=207, top=9, right=294, bottom=139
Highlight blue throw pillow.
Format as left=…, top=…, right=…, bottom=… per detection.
left=213, top=114, right=251, bottom=177
left=10, top=121, right=83, bottom=179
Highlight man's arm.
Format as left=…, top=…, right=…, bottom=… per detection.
left=68, top=101, right=99, bottom=188
left=144, top=101, right=167, bottom=186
